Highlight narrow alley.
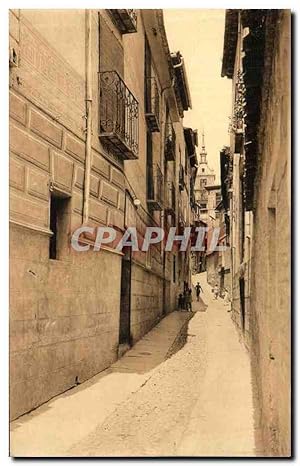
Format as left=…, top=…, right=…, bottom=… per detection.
left=10, top=273, right=258, bottom=457
left=8, top=8, right=291, bottom=458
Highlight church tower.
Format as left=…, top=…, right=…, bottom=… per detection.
left=194, top=130, right=217, bottom=223
left=199, top=131, right=208, bottom=164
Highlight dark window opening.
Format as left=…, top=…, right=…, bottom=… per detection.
left=49, top=193, right=70, bottom=260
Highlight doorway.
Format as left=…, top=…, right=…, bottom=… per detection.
left=119, top=248, right=131, bottom=345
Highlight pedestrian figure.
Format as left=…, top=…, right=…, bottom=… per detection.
left=223, top=288, right=230, bottom=303
left=186, top=288, right=193, bottom=312
left=195, top=282, right=203, bottom=301
left=183, top=288, right=188, bottom=311
left=178, top=293, right=185, bottom=311
left=213, top=283, right=219, bottom=300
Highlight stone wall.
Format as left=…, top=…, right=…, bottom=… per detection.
left=131, top=263, right=163, bottom=343
left=249, top=11, right=291, bottom=456
left=10, top=9, right=191, bottom=419
left=10, top=225, right=122, bottom=420
left=9, top=70, right=125, bottom=420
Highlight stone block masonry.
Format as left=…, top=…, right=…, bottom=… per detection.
left=9, top=11, right=128, bottom=419
left=10, top=225, right=123, bottom=420
left=247, top=11, right=291, bottom=456
left=9, top=9, right=194, bottom=421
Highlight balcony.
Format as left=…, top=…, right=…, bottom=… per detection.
left=165, top=122, right=176, bottom=161
left=145, top=77, right=160, bottom=132
left=147, top=164, right=164, bottom=211
left=165, top=181, right=176, bottom=214
left=109, top=10, right=138, bottom=34
left=99, top=71, right=139, bottom=160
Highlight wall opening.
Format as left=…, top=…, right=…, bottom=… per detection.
left=49, top=192, right=70, bottom=260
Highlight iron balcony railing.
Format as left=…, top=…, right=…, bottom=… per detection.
left=109, top=9, right=138, bottom=34
left=165, top=181, right=176, bottom=213
left=145, top=77, right=160, bottom=132
left=165, top=121, right=176, bottom=161
left=147, top=163, right=164, bottom=211
left=99, top=71, right=139, bottom=160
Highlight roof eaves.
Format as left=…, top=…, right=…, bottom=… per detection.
left=221, top=9, right=239, bottom=79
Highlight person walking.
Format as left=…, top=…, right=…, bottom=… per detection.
left=195, top=282, right=203, bottom=302
left=183, top=288, right=189, bottom=311
left=178, top=293, right=185, bottom=311
left=186, top=288, right=193, bottom=312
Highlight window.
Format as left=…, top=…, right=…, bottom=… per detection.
left=202, top=168, right=205, bottom=173
left=144, top=37, right=159, bottom=132
left=49, top=193, right=70, bottom=260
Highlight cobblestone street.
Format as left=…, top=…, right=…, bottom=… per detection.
left=8, top=8, right=291, bottom=459
left=11, top=273, right=257, bottom=457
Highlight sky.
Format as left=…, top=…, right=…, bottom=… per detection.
left=163, top=9, right=232, bottom=183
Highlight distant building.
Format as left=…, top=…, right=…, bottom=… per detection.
left=194, top=132, right=216, bottom=222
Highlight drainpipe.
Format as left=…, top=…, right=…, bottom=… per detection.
left=83, top=9, right=92, bottom=224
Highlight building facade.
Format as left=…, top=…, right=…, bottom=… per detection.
left=9, top=9, right=194, bottom=420
left=194, top=133, right=216, bottom=222
left=222, top=9, right=291, bottom=456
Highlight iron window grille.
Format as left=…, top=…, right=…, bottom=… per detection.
left=99, top=71, right=139, bottom=160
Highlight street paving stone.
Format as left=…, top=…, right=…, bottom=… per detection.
left=10, top=273, right=258, bottom=457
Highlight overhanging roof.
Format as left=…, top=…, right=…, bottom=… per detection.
left=172, top=51, right=192, bottom=115
left=221, top=10, right=239, bottom=78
